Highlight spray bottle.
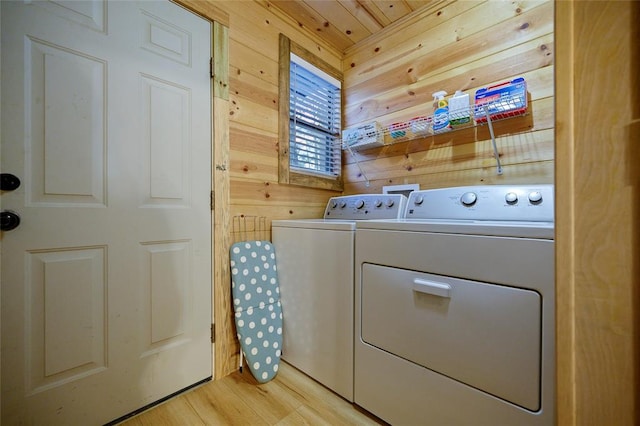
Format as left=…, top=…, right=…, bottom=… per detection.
left=432, top=91, right=450, bottom=133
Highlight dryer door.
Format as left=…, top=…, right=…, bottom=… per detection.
left=360, top=264, right=541, bottom=411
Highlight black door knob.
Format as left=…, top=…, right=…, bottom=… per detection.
left=1, top=173, right=21, bottom=191
left=1, top=211, right=20, bottom=231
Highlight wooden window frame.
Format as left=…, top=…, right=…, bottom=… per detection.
left=278, top=34, right=344, bottom=192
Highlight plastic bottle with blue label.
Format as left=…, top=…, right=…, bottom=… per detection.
left=432, top=91, right=451, bottom=133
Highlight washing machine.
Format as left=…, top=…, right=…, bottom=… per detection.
left=354, top=185, right=555, bottom=424
left=271, top=194, right=406, bottom=401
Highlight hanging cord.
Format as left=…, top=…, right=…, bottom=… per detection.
left=344, top=143, right=371, bottom=187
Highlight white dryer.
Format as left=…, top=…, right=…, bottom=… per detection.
left=354, top=185, right=555, bottom=425
left=271, top=194, right=406, bottom=401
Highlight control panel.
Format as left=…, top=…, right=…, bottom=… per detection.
left=324, top=194, right=407, bottom=220
left=406, top=185, right=554, bottom=222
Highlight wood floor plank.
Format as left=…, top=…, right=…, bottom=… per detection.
left=274, top=405, right=335, bottom=426
left=274, top=364, right=384, bottom=425
left=183, top=374, right=268, bottom=425
left=126, top=395, right=205, bottom=426
left=222, top=368, right=305, bottom=423
left=119, top=362, right=386, bottom=425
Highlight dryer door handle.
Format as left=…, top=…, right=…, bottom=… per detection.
left=412, top=279, right=451, bottom=298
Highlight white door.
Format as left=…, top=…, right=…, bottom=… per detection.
left=0, top=1, right=213, bottom=424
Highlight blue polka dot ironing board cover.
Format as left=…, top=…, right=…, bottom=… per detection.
left=230, top=240, right=283, bottom=383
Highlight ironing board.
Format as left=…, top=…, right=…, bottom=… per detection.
left=230, top=240, right=283, bottom=383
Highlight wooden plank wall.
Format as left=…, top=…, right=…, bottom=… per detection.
left=219, top=0, right=343, bottom=225
left=342, top=0, right=554, bottom=194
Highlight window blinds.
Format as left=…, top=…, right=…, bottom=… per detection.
left=289, top=59, right=341, bottom=177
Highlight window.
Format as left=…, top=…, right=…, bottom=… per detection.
left=289, top=56, right=341, bottom=176
left=279, top=34, right=343, bottom=191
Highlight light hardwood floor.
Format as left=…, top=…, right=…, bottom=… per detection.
left=119, top=361, right=386, bottom=425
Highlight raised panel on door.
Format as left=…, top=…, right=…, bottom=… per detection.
left=33, top=0, right=106, bottom=33
left=140, top=75, right=190, bottom=206
left=26, top=38, right=106, bottom=207
left=26, top=247, right=107, bottom=394
left=140, top=240, right=193, bottom=356
left=140, top=9, right=191, bottom=65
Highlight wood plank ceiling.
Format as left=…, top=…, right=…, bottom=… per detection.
left=268, top=0, right=437, bottom=52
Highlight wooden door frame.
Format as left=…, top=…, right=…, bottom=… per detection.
left=171, top=1, right=234, bottom=379
left=554, top=2, right=575, bottom=423
left=555, top=1, right=639, bottom=424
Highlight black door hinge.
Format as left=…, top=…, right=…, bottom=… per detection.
left=210, top=190, right=214, bottom=210
left=209, top=57, right=214, bottom=79
left=211, top=323, right=215, bottom=343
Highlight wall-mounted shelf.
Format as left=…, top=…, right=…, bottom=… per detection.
left=342, top=90, right=529, bottom=182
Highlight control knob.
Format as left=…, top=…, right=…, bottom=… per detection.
left=505, top=192, right=518, bottom=204
left=413, top=195, right=424, bottom=206
left=355, top=199, right=365, bottom=209
left=528, top=191, right=543, bottom=204
left=339, top=201, right=347, bottom=209
left=374, top=199, right=383, bottom=208
left=460, top=192, right=477, bottom=206
left=330, top=200, right=338, bottom=209
left=385, top=199, right=395, bottom=208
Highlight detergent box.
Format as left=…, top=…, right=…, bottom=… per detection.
left=474, top=77, right=528, bottom=124
left=342, top=122, right=384, bottom=150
